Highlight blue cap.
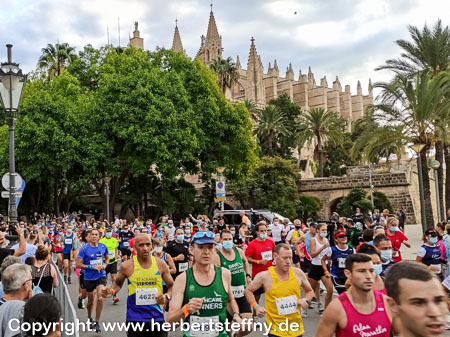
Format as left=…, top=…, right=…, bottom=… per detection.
left=190, top=236, right=216, bottom=246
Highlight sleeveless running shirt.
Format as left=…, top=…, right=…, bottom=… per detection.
left=265, top=266, right=303, bottom=337
left=183, top=266, right=228, bottom=337
left=336, top=290, right=391, bottom=337
left=126, top=255, right=164, bottom=322
left=330, top=245, right=354, bottom=279
left=217, top=248, right=246, bottom=298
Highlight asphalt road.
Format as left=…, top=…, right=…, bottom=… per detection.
left=66, top=269, right=323, bottom=337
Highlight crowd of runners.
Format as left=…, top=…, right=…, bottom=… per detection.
left=0, top=210, right=449, bottom=337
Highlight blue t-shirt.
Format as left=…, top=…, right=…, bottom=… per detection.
left=119, top=231, right=134, bottom=249
left=11, top=242, right=37, bottom=264
left=330, top=245, right=355, bottom=279
left=77, top=243, right=108, bottom=281
left=62, top=234, right=74, bottom=254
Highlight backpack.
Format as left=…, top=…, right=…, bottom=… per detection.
left=32, top=264, right=49, bottom=294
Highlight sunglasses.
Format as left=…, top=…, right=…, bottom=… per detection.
left=193, top=232, right=215, bottom=239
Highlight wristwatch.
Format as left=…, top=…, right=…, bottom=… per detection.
left=165, top=294, right=171, bottom=302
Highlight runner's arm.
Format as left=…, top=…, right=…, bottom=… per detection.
left=294, top=268, right=314, bottom=302
left=157, top=258, right=174, bottom=294
left=109, top=260, right=128, bottom=296
left=165, top=254, right=177, bottom=274
left=245, top=271, right=265, bottom=305
left=223, top=268, right=240, bottom=321
left=212, top=252, right=221, bottom=267
left=321, top=254, right=330, bottom=274
left=314, top=299, right=342, bottom=337
left=238, top=248, right=251, bottom=277
left=167, top=272, right=188, bottom=323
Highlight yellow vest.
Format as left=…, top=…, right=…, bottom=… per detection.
left=265, top=266, right=303, bottom=337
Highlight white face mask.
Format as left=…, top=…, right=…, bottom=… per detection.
left=154, top=246, right=163, bottom=253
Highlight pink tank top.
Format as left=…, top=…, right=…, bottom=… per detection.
left=336, top=290, right=391, bottom=337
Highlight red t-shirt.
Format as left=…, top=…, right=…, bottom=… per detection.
left=129, top=237, right=137, bottom=256
left=385, top=230, right=408, bottom=262
left=245, top=238, right=275, bottom=278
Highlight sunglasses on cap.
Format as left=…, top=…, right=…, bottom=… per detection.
left=193, top=231, right=215, bottom=239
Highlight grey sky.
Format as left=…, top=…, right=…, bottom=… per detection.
left=0, top=0, right=448, bottom=96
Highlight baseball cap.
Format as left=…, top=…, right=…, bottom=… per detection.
left=105, top=227, right=112, bottom=232
left=424, top=229, right=438, bottom=237
left=334, top=231, right=347, bottom=239
left=190, top=231, right=216, bottom=245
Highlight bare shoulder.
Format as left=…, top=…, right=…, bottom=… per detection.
left=293, top=266, right=307, bottom=279
left=119, top=259, right=134, bottom=277
left=324, top=297, right=346, bottom=326
left=221, top=267, right=232, bottom=280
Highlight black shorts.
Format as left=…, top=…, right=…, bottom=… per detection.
left=79, top=272, right=85, bottom=289
left=120, top=247, right=131, bottom=257
left=63, top=253, right=72, bottom=260
left=56, top=251, right=63, bottom=255
left=308, top=265, right=326, bottom=281
left=300, top=258, right=311, bottom=274
left=84, top=277, right=107, bottom=292
left=126, top=321, right=167, bottom=337
left=331, top=275, right=347, bottom=294
left=106, top=261, right=118, bottom=275
left=292, top=252, right=300, bottom=265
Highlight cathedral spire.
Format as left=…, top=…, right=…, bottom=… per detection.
left=236, top=55, right=241, bottom=69
left=171, top=19, right=184, bottom=54
left=206, top=5, right=220, bottom=42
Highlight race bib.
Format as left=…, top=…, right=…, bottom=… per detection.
left=178, top=262, right=188, bottom=272
left=190, top=315, right=219, bottom=337
left=64, top=239, right=73, bottom=245
left=136, top=287, right=158, bottom=305
left=90, top=258, right=102, bottom=266
left=123, top=241, right=129, bottom=247
left=108, top=250, right=115, bottom=258
left=275, top=295, right=298, bottom=316
left=231, top=285, right=245, bottom=298
left=338, top=257, right=346, bottom=268
left=261, top=251, right=272, bottom=261
left=431, top=264, right=442, bottom=274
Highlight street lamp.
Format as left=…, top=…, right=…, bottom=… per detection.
left=409, top=143, right=427, bottom=232
left=428, top=159, right=441, bottom=223
left=103, top=176, right=111, bottom=222
left=215, top=167, right=226, bottom=212
left=0, top=45, right=26, bottom=228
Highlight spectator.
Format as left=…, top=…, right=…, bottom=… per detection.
left=32, top=245, right=58, bottom=294
left=352, top=207, right=364, bottom=225
left=23, top=293, right=62, bottom=337
left=396, top=208, right=406, bottom=232
left=371, top=209, right=381, bottom=226
left=0, top=264, right=34, bottom=337
left=0, top=256, right=21, bottom=298
left=0, top=225, right=26, bottom=266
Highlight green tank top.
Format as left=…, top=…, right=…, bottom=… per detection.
left=217, top=248, right=246, bottom=299
left=183, top=265, right=229, bottom=337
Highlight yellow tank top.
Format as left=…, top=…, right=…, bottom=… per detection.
left=265, top=266, right=303, bottom=337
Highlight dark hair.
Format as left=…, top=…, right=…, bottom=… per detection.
left=25, top=256, right=35, bottom=266
left=23, top=294, right=62, bottom=336
left=35, top=245, right=49, bottom=261
left=364, top=217, right=373, bottom=224
left=255, top=222, right=267, bottom=232
left=345, top=253, right=372, bottom=271
left=316, top=223, right=327, bottom=231
left=81, top=229, right=91, bottom=243
left=385, top=261, right=436, bottom=303
left=220, top=229, right=232, bottom=238
left=362, top=229, right=374, bottom=242
left=274, top=243, right=291, bottom=254
left=373, top=234, right=390, bottom=247
left=357, top=243, right=380, bottom=257
left=90, top=228, right=100, bottom=235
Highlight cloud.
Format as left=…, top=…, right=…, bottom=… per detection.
left=0, top=0, right=448, bottom=96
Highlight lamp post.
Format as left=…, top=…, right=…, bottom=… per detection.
left=216, top=166, right=225, bottom=212
left=368, top=163, right=375, bottom=207
left=104, top=177, right=111, bottom=222
left=0, top=45, right=26, bottom=228
left=409, top=143, right=427, bottom=232
left=428, top=159, right=441, bottom=223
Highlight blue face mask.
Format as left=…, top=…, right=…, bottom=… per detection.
left=222, top=241, right=234, bottom=251
left=185, top=229, right=190, bottom=234
left=429, top=237, right=438, bottom=244
left=177, top=235, right=184, bottom=242
left=319, top=233, right=327, bottom=238
left=380, top=250, right=393, bottom=261
left=389, top=227, right=397, bottom=232
left=106, top=232, right=112, bottom=239
left=216, top=243, right=222, bottom=250
left=259, top=233, right=267, bottom=240
left=373, top=264, right=383, bottom=275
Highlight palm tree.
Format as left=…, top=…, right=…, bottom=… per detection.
left=210, top=56, right=238, bottom=94
left=376, top=19, right=450, bottom=217
left=38, top=43, right=77, bottom=78
left=296, top=108, right=344, bottom=177
left=356, top=70, right=450, bottom=228
left=254, top=105, right=290, bottom=157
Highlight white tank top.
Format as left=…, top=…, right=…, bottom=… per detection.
left=311, top=237, right=329, bottom=265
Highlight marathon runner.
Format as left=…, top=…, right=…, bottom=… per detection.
left=373, top=234, right=394, bottom=276
left=245, top=243, right=314, bottom=337
left=152, top=237, right=176, bottom=293
left=119, top=224, right=134, bottom=261
left=62, top=222, right=75, bottom=284
left=320, top=231, right=354, bottom=295
left=168, top=231, right=242, bottom=337
left=385, top=261, right=448, bottom=337
left=213, top=229, right=252, bottom=337
left=103, top=234, right=174, bottom=337
left=100, top=227, right=120, bottom=304
left=76, top=228, right=110, bottom=333
left=245, top=221, right=275, bottom=303
left=75, top=229, right=90, bottom=309
left=416, top=229, right=443, bottom=280
left=286, top=220, right=303, bottom=268
left=315, top=253, right=397, bottom=337
left=166, top=228, right=190, bottom=279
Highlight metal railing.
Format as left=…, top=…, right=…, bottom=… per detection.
left=54, top=263, right=80, bottom=337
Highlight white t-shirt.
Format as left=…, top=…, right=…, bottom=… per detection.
left=269, top=223, right=283, bottom=242
left=311, top=237, right=331, bottom=266
left=165, top=226, right=176, bottom=241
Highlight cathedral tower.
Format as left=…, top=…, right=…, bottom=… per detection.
left=129, top=21, right=144, bottom=50
left=245, top=37, right=265, bottom=107
left=197, top=5, right=223, bottom=65
left=171, top=19, right=185, bottom=55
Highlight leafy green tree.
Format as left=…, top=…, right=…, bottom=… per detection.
left=254, top=105, right=290, bottom=157
left=337, top=188, right=373, bottom=217
left=296, top=108, right=345, bottom=177
left=373, top=191, right=393, bottom=214
left=296, top=195, right=321, bottom=223
left=323, top=132, right=357, bottom=176
left=38, top=43, right=77, bottom=78
left=268, top=94, right=302, bottom=158
left=210, top=56, right=238, bottom=94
